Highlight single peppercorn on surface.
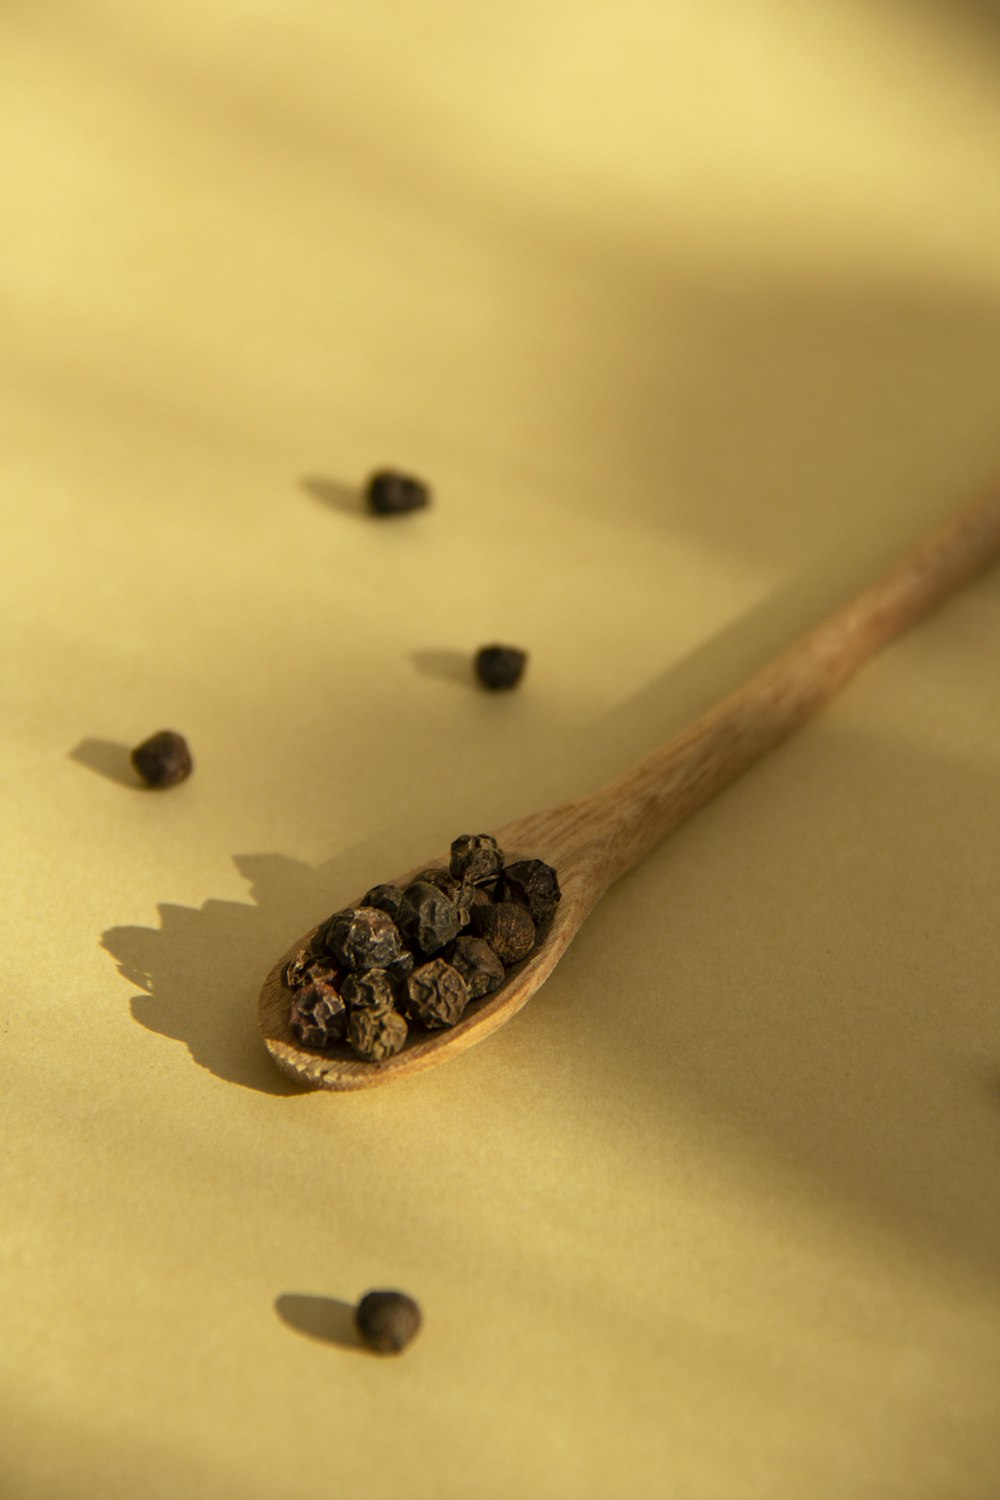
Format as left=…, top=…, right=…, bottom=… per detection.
left=355, top=1290, right=422, bottom=1354
left=130, top=729, right=193, bottom=788
left=474, top=644, right=527, bottom=690
left=365, top=469, right=430, bottom=516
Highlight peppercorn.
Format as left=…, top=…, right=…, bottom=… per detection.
left=289, top=978, right=348, bottom=1050
left=130, top=730, right=193, bottom=788
left=406, top=958, right=470, bottom=1028
left=341, top=968, right=395, bottom=1011
left=355, top=1290, right=422, bottom=1354
left=347, top=1003, right=408, bottom=1062
left=464, top=884, right=494, bottom=913
left=361, top=883, right=405, bottom=922
left=471, top=901, right=536, bottom=964
left=474, top=645, right=527, bottom=690
left=365, top=469, right=430, bottom=516
left=396, top=881, right=464, bottom=956
left=284, top=949, right=339, bottom=990
left=447, top=935, right=506, bottom=1000
left=316, top=906, right=407, bottom=972
left=284, top=948, right=314, bottom=988
left=497, top=858, right=561, bottom=927
left=412, top=867, right=465, bottom=902
left=449, top=832, right=504, bottom=885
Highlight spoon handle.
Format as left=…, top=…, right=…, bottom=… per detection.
left=584, top=490, right=1000, bottom=886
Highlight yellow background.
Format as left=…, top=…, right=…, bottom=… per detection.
left=3, top=3, right=1000, bottom=1496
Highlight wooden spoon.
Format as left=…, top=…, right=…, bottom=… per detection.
left=260, top=492, right=1000, bottom=1090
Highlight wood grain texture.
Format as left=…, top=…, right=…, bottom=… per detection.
left=260, top=490, right=1000, bottom=1090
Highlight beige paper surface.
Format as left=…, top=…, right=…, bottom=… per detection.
left=3, top=3, right=1000, bottom=1496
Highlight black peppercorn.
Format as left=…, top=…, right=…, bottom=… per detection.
left=341, top=968, right=395, bottom=1011
left=130, top=730, right=193, bottom=788
left=447, top=935, right=506, bottom=1000
left=397, top=881, right=464, bottom=956
left=355, top=1290, right=422, bottom=1354
left=474, top=645, right=527, bottom=691
left=406, top=958, right=470, bottom=1028
left=316, top=906, right=407, bottom=972
left=464, top=884, right=494, bottom=914
left=289, top=978, right=348, bottom=1050
left=386, top=950, right=416, bottom=991
left=284, top=948, right=314, bottom=988
left=471, top=901, right=536, bottom=964
left=412, top=867, right=465, bottom=902
left=497, top=859, right=561, bottom=926
left=347, top=1003, right=408, bottom=1062
left=365, top=469, right=430, bottom=516
left=449, top=832, right=504, bottom=885
left=284, top=949, right=339, bottom=990
left=361, top=884, right=405, bottom=922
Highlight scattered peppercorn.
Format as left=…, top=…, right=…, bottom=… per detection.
left=130, top=730, right=193, bottom=788
left=365, top=469, right=430, bottom=516
left=347, top=1003, right=408, bottom=1062
left=289, top=978, right=348, bottom=1050
left=355, top=1290, right=422, bottom=1354
left=447, top=935, right=506, bottom=1000
left=284, top=834, right=559, bottom=1064
left=471, top=900, right=536, bottom=963
left=474, top=644, right=527, bottom=691
left=406, top=958, right=470, bottom=1028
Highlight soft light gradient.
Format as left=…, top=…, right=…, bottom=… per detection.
left=3, top=3, right=1000, bottom=1496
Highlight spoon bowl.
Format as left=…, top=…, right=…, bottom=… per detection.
left=260, top=490, right=1000, bottom=1089
left=259, top=806, right=609, bottom=1090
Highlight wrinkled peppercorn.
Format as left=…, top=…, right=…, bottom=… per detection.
left=465, top=885, right=494, bottom=913
left=471, top=901, right=536, bottom=963
left=449, top=832, right=504, bottom=885
left=498, top=859, right=561, bottom=926
left=289, top=978, right=348, bottom=1049
left=397, top=882, right=464, bottom=956
left=355, top=1290, right=422, bottom=1354
left=283, top=831, right=561, bottom=1066
left=316, top=906, right=407, bottom=971
left=284, top=948, right=339, bottom=990
left=341, top=968, right=395, bottom=1011
left=347, top=1003, right=408, bottom=1062
left=447, top=935, right=505, bottom=1000
left=474, top=645, right=527, bottom=690
left=130, top=730, right=193, bottom=788
left=365, top=469, right=430, bottom=516
left=386, top=950, right=415, bottom=987
left=361, top=883, right=405, bottom=922
left=412, top=867, right=465, bottom=902
left=407, top=958, right=470, bottom=1028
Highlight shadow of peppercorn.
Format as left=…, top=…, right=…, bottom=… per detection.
left=274, top=1294, right=365, bottom=1351
left=70, top=737, right=140, bottom=788
left=409, top=648, right=474, bottom=688
left=300, top=474, right=363, bottom=517
left=101, top=843, right=392, bottom=1094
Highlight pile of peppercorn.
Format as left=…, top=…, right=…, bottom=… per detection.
left=284, top=834, right=561, bottom=1063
